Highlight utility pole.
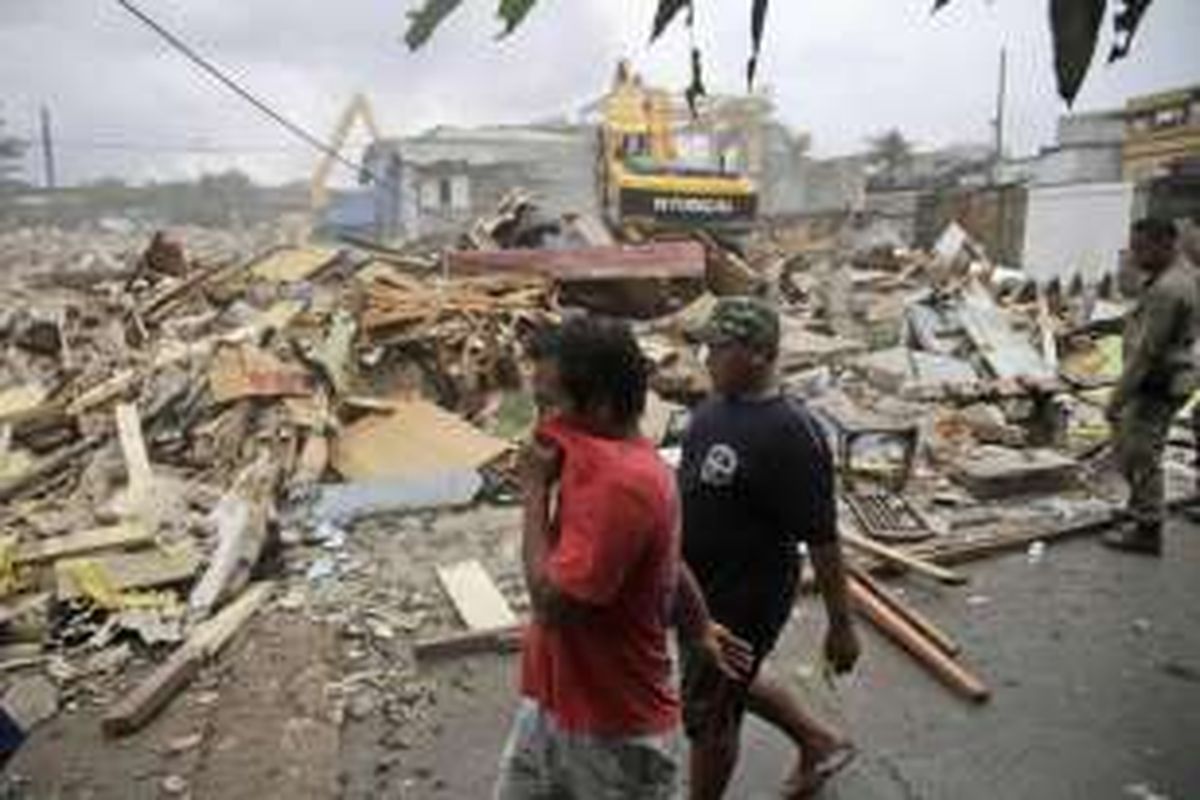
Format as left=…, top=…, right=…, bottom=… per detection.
left=992, top=47, right=1007, bottom=184
left=39, top=106, right=56, bottom=189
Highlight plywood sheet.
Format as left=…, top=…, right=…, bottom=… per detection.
left=332, top=398, right=511, bottom=481
left=17, top=521, right=153, bottom=565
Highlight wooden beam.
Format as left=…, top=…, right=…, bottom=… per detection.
left=103, top=582, right=272, bottom=737
left=446, top=241, right=706, bottom=282
left=16, top=521, right=152, bottom=565
left=0, top=434, right=104, bottom=504
left=101, top=642, right=202, bottom=737
left=842, top=529, right=967, bottom=586
left=115, top=403, right=153, bottom=500
left=849, top=580, right=989, bottom=703
left=846, top=566, right=960, bottom=658
left=54, top=542, right=200, bottom=601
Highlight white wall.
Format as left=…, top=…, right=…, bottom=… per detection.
left=1022, top=182, right=1134, bottom=283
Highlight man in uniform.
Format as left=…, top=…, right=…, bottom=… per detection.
left=679, top=297, right=860, bottom=798
left=1105, top=217, right=1200, bottom=555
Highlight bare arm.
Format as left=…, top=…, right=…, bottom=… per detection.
left=810, top=540, right=860, bottom=673
left=673, top=561, right=755, bottom=681
left=520, top=443, right=598, bottom=626
left=673, top=561, right=713, bottom=641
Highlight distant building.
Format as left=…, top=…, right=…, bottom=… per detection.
left=356, top=124, right=598, bottom=242
left=1000, top=110, right=1126, bottom=186
left=1123, top=84, right=1200, bottom=182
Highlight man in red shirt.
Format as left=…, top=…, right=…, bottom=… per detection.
left=496, top=317, right=749, bottom=799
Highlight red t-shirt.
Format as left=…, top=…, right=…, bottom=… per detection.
left=519, top=416, right=682, bottom=736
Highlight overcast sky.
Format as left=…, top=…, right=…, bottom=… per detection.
left=1, top=0, right=1197, bottom=187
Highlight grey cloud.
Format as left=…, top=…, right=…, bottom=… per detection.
left=0, top=0, right=1195, bottom=184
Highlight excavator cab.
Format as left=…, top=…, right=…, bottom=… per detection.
left=598, top=62, right=758, bottom=237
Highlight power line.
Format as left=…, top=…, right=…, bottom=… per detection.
left=53, top=138, right=313, bottom=155
left=113, top=0, right=383, bottom=184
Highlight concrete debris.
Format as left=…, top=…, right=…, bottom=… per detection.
left=2, top=675, right=59, bottom=732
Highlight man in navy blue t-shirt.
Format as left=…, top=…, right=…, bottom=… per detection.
left=678, top=296, right=860, bottom=799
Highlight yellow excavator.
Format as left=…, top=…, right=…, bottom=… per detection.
left=309, top=93, right=382, bottom=215
left=597, top=62, right=758, bottom=237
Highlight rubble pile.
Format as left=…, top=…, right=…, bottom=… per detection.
left=0, top=223, right=555, bottom=745
left=0, top=205, right=1193, bottom=776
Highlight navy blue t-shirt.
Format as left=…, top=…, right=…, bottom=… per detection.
left=678, top=393, right=837, bottom=649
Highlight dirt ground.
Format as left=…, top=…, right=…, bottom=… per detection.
left=8, top=509, right=1200, bottom=799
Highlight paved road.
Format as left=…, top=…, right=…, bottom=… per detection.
left=396, top=519, right=1200, bottom=799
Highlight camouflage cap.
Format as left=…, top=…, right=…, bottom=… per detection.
left=697, top=296, right=780, bottom=352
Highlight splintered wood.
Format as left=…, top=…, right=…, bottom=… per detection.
left=360, top=274, right=549, bottom=337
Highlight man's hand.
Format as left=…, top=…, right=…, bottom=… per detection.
left=697, top=622, right=755, bottom=683
left=519, top=437, right=562, bottom=492
left=823, top=620, right=861, bottom=675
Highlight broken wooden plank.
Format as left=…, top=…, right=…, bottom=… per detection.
left=842, top=529, right=967, bottom=586
left=140, top=258, right=236, bottom=323
left=247, top=246, right=339, bottom=284
left=0, top=594, right=52, bottom=628
left=0, top=434, right=104, bottom=504
left=446, top=241, right=706, bottom=282
left=103, top=582, right=273, bottom=737
left=68, top=305, right=304, bottom=418
left=413, top=625, right=523, bottom=662
left=0, top=385, right=50, bottom=427
left=188, top=456, right=275, bottom=620
left=115, top=403, right=153, bottom=500
left=849, top=580, right=989, bottom=703
left=15, top=521, right=152, bottom=566
left=54, top=542, right=201, bottom=601
left=436, top=561, right=517, bottom=632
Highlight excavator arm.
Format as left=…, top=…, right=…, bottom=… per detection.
left=310, top=93, right=383, bottom=212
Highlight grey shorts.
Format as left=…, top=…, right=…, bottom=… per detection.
left=494, top=699, right=681, bottom=799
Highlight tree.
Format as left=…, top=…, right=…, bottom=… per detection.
left=0, top=112, right=29, bottom=189
left=404, top=0, right=1159, bottom=106
left=866, top=129, right=913, bottom=187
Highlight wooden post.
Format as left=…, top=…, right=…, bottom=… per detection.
left=842, top=529, right=967, bottom=585
left=847, top=566, right=960, bottom=657
left=849, top=580, right=989, bottom=703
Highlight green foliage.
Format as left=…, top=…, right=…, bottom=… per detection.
left=497, top=0, right=538, bottom=36
left=651, top=0, right=690, bottom=41
left=934, top=0, right=1158, bottom=105
left=404, top=0, right=464, bottom=50
left=403, top=0, right=1161, bottom=106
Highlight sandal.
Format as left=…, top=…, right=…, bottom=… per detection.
left=785, top=743, right=857, bottom=798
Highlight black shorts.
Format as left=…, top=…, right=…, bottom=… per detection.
left=679, top=563, right=798, bottom=740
